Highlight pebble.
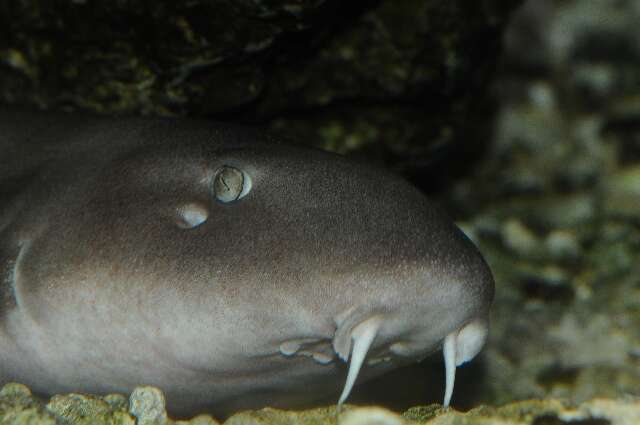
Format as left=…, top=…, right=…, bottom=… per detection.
left=545, top=230, right=581, bottom=261
left=129, top=386, right=168, bottom=425
left=602, top=165, right=640, bottom=219
left=339, top=407, right=406, bottom=425
left=46, top=393, right=123, bottom=425
left=0, top=382, right=32, bottom=397
left=534, top=193, right=596, bottom=229
left=501, top=218, right=540, bottom=257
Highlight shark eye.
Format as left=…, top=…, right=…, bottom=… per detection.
left=213, top=166, right=252, bottom=203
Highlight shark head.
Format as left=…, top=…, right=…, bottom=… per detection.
left=3, top=113, right=494, bottom=416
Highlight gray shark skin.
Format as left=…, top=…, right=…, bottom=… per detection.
left=0, top=108, right=494, bottom=418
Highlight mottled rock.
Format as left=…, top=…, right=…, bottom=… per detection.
left=129, top=386, right=168, bottom=425
left=501, top=218, right=541, bottom=258
left=1, top=383, right=639, bottom=425
left=602, top=165, right=640, bottom=219
left=46, top=393, right=121, bottom=425
left=104, top=394, right=130, bottom=412
left=225, top=405, right=339, bottom=425
left=0, top=383, right=56, bottom=425
left=452, top=0, right=640, bottom=409
left=544, top=230, right=581, bottom=262
left=220, top=400, right=640, bottom=425
left=525, top=193, right=597, bottom=230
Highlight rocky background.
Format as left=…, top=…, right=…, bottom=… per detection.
left=0, top=0, right=516, bottom=172
left=1, top=0, right=640, bottom=424
left=463, top=0, right=640, bottom=407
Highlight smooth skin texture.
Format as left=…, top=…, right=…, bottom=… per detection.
left=0, top=108, right=494, bottom=418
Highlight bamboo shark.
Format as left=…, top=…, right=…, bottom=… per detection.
left=0, top=108, right=494, bottom=417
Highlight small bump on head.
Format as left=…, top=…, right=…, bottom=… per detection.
left=175, top=202, right=209, bottom=229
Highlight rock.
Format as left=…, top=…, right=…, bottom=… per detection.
left=104, top=394, right=130, bottom=412
left=129, top=386, right=168, bottom=425
left=0, top=383, right=32, bottom=398
left=544, top=230, right=581, bottom=262
left=602, top=165, right=640, bottom=220
left=340, top=407, right=406, bottom=425
left=409, top=399, right=640, bottom=425
left=46, top=393, right=115, bottom=425
left=224, top=405, right=339, bottom=425
left=501, top=218, right=541, bottom=258
left=220, top=399, right=640, bottom=425
left=0, top=383, right=56, bottom=425
left=548, top=315, right=630, bottom=368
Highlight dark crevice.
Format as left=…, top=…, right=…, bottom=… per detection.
left=532, top=414, right=610, bottom=425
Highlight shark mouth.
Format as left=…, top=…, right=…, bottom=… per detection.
left=335, top=317, right=489, bottom=407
